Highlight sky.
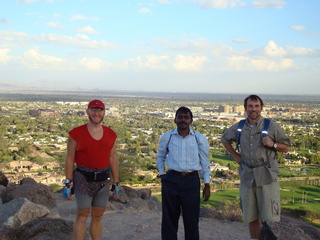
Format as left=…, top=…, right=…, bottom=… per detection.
left=1, top=0, right=319, bottom=95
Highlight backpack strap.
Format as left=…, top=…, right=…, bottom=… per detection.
left=235, top=118, right=270, bottom=152
left=261, top=119, right=271, bottom=137
left=235, top=119, right=246, bottom=152
left=166, top=131, right=200, bottom=154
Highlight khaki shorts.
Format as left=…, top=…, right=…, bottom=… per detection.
left=240, top=179, right=280, bottom=223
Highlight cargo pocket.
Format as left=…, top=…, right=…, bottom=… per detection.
left=272, top=199, right=280, bottom=217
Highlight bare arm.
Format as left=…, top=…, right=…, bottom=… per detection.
left=262, top=136, right=290, bottom=153
left=222, top=142, right=241, bottom=164
left=65, top=136, right=77, bottom=180
left=109, top=143, right=119, bottom=183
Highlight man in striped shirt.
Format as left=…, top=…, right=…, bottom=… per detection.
left=156, top=106, right=211, bottom=240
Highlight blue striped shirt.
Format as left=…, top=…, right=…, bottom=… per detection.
left=156, top=128, right=211, bottom=183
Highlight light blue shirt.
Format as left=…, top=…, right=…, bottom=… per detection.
left=156, top=128, right=211, bottom=184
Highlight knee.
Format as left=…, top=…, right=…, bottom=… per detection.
left=76, top=210, right=90, bottom=223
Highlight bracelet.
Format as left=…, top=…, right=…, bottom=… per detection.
left=113, top=182, right=119, bottom=186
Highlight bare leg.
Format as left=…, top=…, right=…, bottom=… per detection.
left=90, top=206, right=106, bottom=240
left=249, top=218, right=261, bottom=239
left=73, top=208, right=90, bottom=240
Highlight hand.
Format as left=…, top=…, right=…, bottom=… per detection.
left=262, top=136, right=273, bottom=148
left=62, top=185, right=74, bottom=200
left=111, top=182, right=121, bottom=199
left=202, top=184, right=210, bottom=202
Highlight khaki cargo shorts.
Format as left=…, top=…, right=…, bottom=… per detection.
left=240, top=179, right=280, bottom=223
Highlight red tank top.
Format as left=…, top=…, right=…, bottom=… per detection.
left=68, top=124, right=117, bottom=169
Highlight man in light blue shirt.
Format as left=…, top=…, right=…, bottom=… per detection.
left=156, top=106, right=211, bottom=240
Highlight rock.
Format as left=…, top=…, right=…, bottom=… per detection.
left=126, top=197, right=161, bottom=212
left=1, top=178, right=57, bottom=210
left=0, top=225, right=13, bottom=240
left=19, top=177, right=37, bottom=185
left=200, top=207, right=224, bottom=220
left=121, top=185, right=141, bottom=198
left=0, top=185, right=5, bottom=205
left=13, top=217, right=73, bottom=240
left=138, top=188, right=152, bottom=199
left=0, top=198, right=50, bottom=229
left=0, top=172, right=8, bottom=187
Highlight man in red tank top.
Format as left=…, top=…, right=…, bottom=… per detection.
left=64, top=99, right=120, bottom=240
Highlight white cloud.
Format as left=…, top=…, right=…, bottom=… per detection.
left=173, top=55, right=208, bottom=71
left=227, top=55, right=293, bottom=71
left=128, top=55, right=169, bottom=70
left=264, top=40, right=286, bottom=57
left=139, top=8, right=151, bottom=14
left=79, top=57, right=112, bottom=71
left=21, top=48, right=67, bottom=69
left=232, top=39, right=250, bottom=43
left=156, top=0, right=172, bottom=4
left=0, top=31, right=115, bottom=50
left=0, top=49, right=11, bottom=63
left=78, top=26, right=98, bottom=34
left=46, top=21, right=63, bottom=29
left=192, top=0, right=244, bottom=9
left=70, top=14, right=100, bottom=21
left=291, top=25, right=305, bottom=31
left=252, top=0, right=286, bottom=9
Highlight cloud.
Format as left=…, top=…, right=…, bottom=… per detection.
left=0, top=49, right=11, bottom=63
left=191, top=0, right=244, bottom=9
left=139, top=8, right=151, bottom=14
left=173, top=55, right=208, bottom=71
left=291, top=25, right=305, bottom=31
left=128, top=55, right=169, bottom=70
left=227, top=55, right=293, bottom=71
left=264, top=40, right=286, bottom=57
left=156, top=0, right=172, bottom=4
left=0, top=18, right=10, bottom=24
left=46, top=21, right=63, bottom=29
left=0, top=31, right=115, bottom=50
left=252, top=0, right=286, bottom=9
left=70, top=14, right=100, bottom=21
left=79, top=57, right=112, bottom=71
left=232, top=39, right=250, bottom=43
left=78, top=26, right=98, bottom=34
left=21, top=48, right=67, bottom=69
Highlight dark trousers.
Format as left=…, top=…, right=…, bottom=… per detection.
left=161, top=171, right=200, bottom=240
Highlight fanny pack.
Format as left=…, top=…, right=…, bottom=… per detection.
left=76, top=167, right=110, bottom=182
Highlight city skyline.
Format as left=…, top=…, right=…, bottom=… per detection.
left=1, top=0, right=319, bottom=95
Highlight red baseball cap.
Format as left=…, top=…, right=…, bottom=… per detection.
left=88, top=99, right=105, bottom=109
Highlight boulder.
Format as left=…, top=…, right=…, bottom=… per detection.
left=0, top=172, right=8, bottom=187
left=138, top=188, right=152, bottom=199
left=121, top=185, right=141, bottom=198
left=200, top=207, right=224, bottom=220
left=1, top=178, right=57, bottom=209
left=13, top=217, right=73, bottom=240
left=126, top=196, right=161, bottom=212
left=0, top=198, right=50, bottom=229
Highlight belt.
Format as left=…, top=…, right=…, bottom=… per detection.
left=169, top=170, right=198, bottom=176
left=241, top=161, right=268, bottom=169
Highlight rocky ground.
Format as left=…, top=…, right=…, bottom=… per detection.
left=54, top=192, right=320, bottom=240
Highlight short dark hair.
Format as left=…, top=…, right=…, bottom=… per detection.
left=244, top=94, right=264, bottom=108
left=175, top=106, right=193, bottom=119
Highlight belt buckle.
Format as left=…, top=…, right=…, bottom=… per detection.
left=181, top=172, right=188, bottom=176
left=93, top=171, right=100, bottom=181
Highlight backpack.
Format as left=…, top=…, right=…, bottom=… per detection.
left=235, top=118, right=271, bottom=152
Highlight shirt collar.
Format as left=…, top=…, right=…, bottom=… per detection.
left=171, top=128, right=196, bottom=135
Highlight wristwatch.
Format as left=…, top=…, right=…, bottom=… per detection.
left=64, top=178, right=73, bottom=184
left=273, top=143, right=278, bottom=149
